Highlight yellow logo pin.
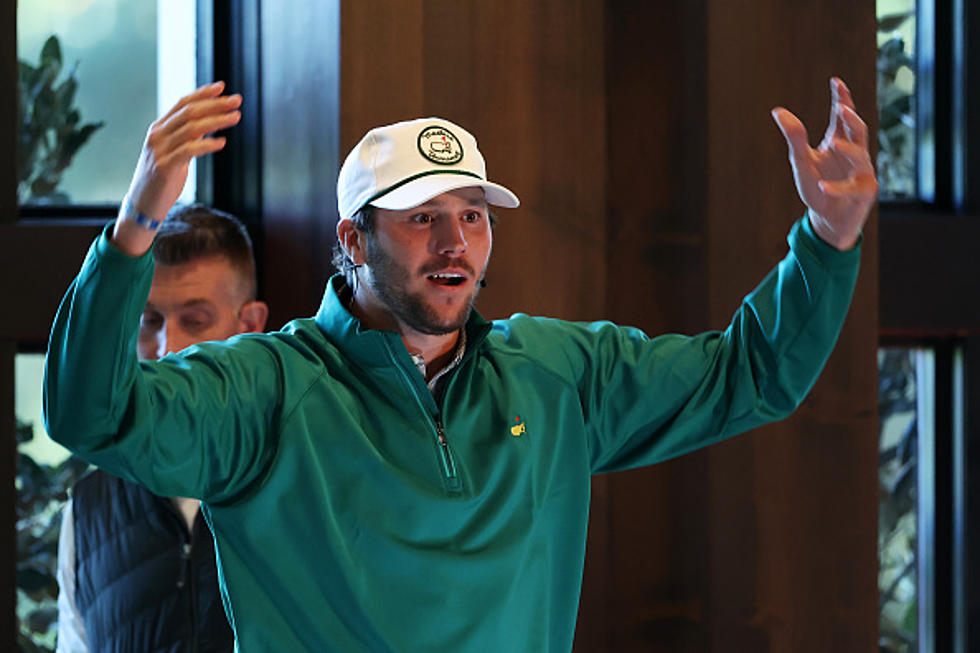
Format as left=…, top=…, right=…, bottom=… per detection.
left=510, top=416, right=526, bottom=437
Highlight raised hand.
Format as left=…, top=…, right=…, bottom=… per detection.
left=772, top=77, right=878, bottom=251
left=111, top=82, right=241, bottom=256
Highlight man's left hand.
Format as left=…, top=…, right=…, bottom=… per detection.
left=772, top=77, right=878, bottom=251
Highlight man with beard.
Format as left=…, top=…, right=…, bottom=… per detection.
left=45, top=79, right=876, bottom=651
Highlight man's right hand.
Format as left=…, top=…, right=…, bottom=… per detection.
left=111, top=81, right=242, bottom=256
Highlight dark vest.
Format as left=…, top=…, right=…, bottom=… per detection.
left=72, top=470, right=234, bottom=653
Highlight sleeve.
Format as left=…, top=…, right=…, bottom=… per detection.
left=578, top=215, right=862, bottom=473
left=43, top=226, right=284, bottom=503
left=56, top=500, right=89, bottom=653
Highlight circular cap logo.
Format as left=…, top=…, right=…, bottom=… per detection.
left=417, top=126, right=464, bottom=165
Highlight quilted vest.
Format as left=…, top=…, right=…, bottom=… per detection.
left=72, top=470, right=234, bottom=652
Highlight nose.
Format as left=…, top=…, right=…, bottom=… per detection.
left=433, top=218, right=468, bottom=257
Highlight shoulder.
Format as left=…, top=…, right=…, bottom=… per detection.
left=484, top=313, right=653, bottom=381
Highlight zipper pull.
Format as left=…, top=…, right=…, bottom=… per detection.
left=177, top=542, right=192, bottom=588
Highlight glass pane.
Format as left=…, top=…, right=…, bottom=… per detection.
left=17, top=1, right=197, bottom=208
left=15, top=353, right=88, bottom=651
left=878, top=348, right=919, bottom=652
left=876, top=0, right=917, bottom=199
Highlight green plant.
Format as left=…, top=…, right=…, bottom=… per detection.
left=16, top=417, right=90, bottom=652
left=877, top=350, right=918, bottom=653
left=877, top=11, right=916, bottom=199
left=18, top=34, right=105, bottom=204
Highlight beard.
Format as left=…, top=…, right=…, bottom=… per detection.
left=363, top=236, right=484, bottom=335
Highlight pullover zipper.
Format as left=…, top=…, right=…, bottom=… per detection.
left=177, top=542, right=192, bottom=588
left=170, top=498, right=199, bottom=652
left=189, top=518, right=199, bottom=652
left=435, top=418, right=459, bottom=484
left=384, top=339, right=461, bottom=491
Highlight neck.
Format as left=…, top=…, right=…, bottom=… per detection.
left=347, top=284, right=461, bottom=379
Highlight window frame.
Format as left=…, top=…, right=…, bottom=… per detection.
left=878, top=0, right=979, bottom=650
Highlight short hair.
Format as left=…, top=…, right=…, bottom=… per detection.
left=154, top=203, right=259, bottom=301
left=331, top=203, right=499, bottom=288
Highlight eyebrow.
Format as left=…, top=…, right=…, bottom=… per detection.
left=144, top=299, right=217, bottom=311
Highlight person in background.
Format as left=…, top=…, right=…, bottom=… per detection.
left=56, top=204, right=268, bottom=653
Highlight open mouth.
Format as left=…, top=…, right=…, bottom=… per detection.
left=427, top=273, right=466, bottom=287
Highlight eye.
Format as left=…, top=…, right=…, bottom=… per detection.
left=140, top=311, right=163, bottom=332
left=180, top=315, right=213, bottom=333
left=462, top=211, right=483, bottom=223
left=411, top=213, right=433, bottom=224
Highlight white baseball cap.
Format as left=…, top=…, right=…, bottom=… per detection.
left=337, top=117, right=520, bottom=221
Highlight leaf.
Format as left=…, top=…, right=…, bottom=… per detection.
left=16, top=566, right=52, bottom=595
left=40, top=35, right=62, bottom=71
left=30, top=175, right=59, bottom=199
left=16, top=453, right=49, bottom=496
left=902, top=598, right=917, bottom=633
left=62, top=121, right=105, bottom=160
left=16, top=418, right=35, bottom=444
left=880, top=95, right=913, bottom=131
left=54, top=73, right=78, bottom=118
left=878, top=12, right=914, bottom=33
left=878, top=41, right=913, bottom=76
left=26, top=606, right=59, bottom=635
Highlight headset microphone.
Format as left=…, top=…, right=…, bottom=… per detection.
left=479, top=279, right=487, bottom=288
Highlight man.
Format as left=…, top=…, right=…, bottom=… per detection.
left=55, top=205, right=268, bottom=652
left=45, top=78, right=876, bottom=651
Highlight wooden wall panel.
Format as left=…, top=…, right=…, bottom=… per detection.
left=703, top=1, right=879, bottom=650
left=603, top=2, right=712, bottom=650
left=260, top=0, right=342, bottom=327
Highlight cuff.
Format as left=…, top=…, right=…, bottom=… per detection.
left=789, top=212, right=862, bottom=271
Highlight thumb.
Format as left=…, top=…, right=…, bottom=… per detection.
left=771, top=107, right=810, bottom=160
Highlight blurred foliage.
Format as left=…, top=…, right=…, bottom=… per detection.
left=16, top=417, right=90, bottom=651
left=878, top=350, right=918, bottom=653
left=877, top=11, right=916, bottom=199
left=18, top=34, right=104, bottom=204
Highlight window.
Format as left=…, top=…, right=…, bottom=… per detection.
left=13, top=2, right=199, bottom=649
left=878, top=348, right=920, bottom=653
left=877, top=0, right=916, bottom=199
left=17, top=0, right=197, bottom=208
left=877, top=0, right=978, bottom=651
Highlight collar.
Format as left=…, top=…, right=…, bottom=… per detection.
left=411, top=328, right=467, bottom=391
left=314, top=275, right=492, bottom=372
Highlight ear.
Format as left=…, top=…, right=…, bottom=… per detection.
left=237, top=300, right=269, bottom=333
left=336, top=219, right=366, bottom=265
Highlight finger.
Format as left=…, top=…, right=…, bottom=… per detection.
left=818, top=173, right=878, bottom=198
left=839, top=104, right=869, bottom=148
left=833, top=77, right=857, bottom=112
left=158, top=137, right=229, bottom=168
left=828, top=79, right=848, bottom=141
left=160, top=81, right=227, bottom=123
left=830, top=137, right=875, bottom=175
left=772, top=107, right=812, bottom=160
left=161, top=111, right=241, bottom=154
left=159, top=94, right=242, bottom=135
